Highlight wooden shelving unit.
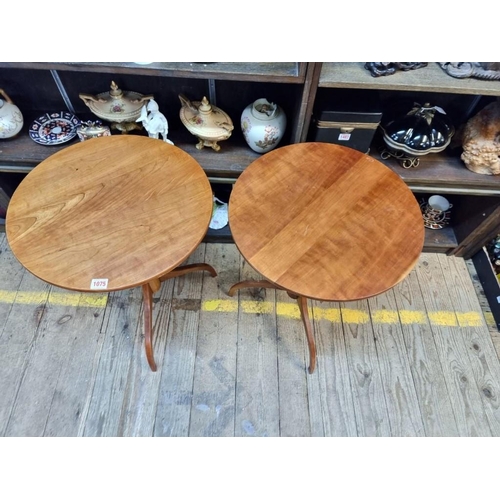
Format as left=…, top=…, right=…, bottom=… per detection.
left=319, top=62, right=500, bottom=96
left=1, top=62, right=308, bottom=83
left=1, top=61, right=499, bottom=256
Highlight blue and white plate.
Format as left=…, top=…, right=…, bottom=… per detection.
left=29, top=111, right=81, bottom=145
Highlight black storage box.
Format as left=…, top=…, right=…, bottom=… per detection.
left=310, top=90, right=383, bottom=153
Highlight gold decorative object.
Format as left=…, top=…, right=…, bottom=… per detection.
left=79, top=81, right=153, bottom=133
left=178, top=94, right=233, bottom=151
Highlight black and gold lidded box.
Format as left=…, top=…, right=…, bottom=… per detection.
left=309, top=90, right=383, bottom=153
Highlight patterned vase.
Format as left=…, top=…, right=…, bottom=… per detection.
left=241, top=98, right=286, bottom=153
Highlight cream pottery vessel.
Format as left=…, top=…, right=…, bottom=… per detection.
left=179, top=94, right=233, bottom=151
left=79, top=81, right=153, bottom=131
left=0, top=89, right=23, bottom=139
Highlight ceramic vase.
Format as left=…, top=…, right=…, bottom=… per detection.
left=0, top=89, right=23, bottom=139
left=241, top=98, right=286, bottom=153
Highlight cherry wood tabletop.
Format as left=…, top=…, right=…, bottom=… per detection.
left=229, top=142, right=425, bottom=301
left=6, top=135, right=213, bottom=292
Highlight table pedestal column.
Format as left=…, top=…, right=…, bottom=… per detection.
left=228, top=280, right=317, bottom=374
left=142, top=263, right=217, bottom=371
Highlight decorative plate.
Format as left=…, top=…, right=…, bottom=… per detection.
left=29, top=112, right=81, bottom=145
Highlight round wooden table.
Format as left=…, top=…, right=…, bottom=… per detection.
left=228, top=142, right=425, bottom=373
left=6, top=135, right=216, bottom=371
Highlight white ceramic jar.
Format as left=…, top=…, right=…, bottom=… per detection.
left=241, top=98, right=286, bottom=153
left=0, top=89, right=23, bottom=139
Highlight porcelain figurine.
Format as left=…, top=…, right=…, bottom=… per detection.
left=178, top=94, right=233, bottom=151
left=0, top=89, right=23, bottom=139
left=79, top=81, right=153, bottom=133
left=241, top=98, right=286, bottom=153
left=136, top=99, right=173, bottom=144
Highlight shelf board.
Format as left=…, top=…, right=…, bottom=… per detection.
left=319, top=63, right=500, bottom=96
left=372, top=149, right=500, bottom=195
left=3, top=127, right=500, bottom=193
left=0, top=126, right=262, bottom=178
left=423, top=226, right=457, bottom=253
left=0, top=62, right=307, bottom=84
left=204, top=224, right=233, bottom=244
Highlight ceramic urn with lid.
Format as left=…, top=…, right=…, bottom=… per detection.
left=241, top=98, right=287, bottom=153
left=382, top=103, right=454, bottom=156
left=178, top=94, right=234, bottom=151
left=79, top=81, right=154, bottom=132
left=0, top=89, right=24, bottom=139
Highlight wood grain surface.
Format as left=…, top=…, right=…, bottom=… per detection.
left=6, top=135, right=213, bottom=292
left=229, top=142, right=425, bottom=301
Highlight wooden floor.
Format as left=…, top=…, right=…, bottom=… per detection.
left=1, top=233, right=500, bottom=437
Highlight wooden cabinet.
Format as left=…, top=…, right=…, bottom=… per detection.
left=0, top=61, right=499, bottom=255
left=318, top=63, right=500, bottom=257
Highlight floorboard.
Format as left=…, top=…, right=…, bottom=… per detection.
left=0, top=238, right=498, bottom=437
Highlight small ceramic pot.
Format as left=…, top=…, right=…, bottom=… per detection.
left=0, top=89, right=23, bottom=139
left=241, top=98, right=286, bottom=153
left=76, top=120, right=111, bottom=141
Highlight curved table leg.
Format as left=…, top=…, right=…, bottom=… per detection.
left=141, top=263, right=217, bottom=372
left=228, top=280, right=317, bottom=373
left=160, top=263, right=217, bottom=281
left=228, top=280, right=284, bottom=297
left=297, top=295, right=316, bottom=374
left=142, top=282, right=157, bottom=372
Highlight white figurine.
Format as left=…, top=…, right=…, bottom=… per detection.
left=136, top=99, right=174, bottom=144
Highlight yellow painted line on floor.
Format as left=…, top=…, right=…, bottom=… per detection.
left=0, top=290, right=108, bottom=308
left=484, top=311, right=496, bottom=328
left=0, top=292, right=487, bottom=327
left=340, top=308, right=370, bottom=324
left=399, top=310, right=427, bottom=324
left=241, top=300, right=274, bottom=315
left=203, top=299, right=238, bottom=312
left=428, top=311, right=457, bottom=326
left=201, top=299, right=485, bottom=327
left=371, top=309, right=399, bottom=324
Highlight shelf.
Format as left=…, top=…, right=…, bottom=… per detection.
left=3, top=127, right=500, bottom=192
left=0, top=62, right=308, bottom=84
left=0, top=128, right=261, bottom=179
left=372, top=150, right=500, bottom=196
left=319, top=63, right=500, bottom=96
left=204, top=224, right=233, bottom=244
left=423, top=226, right=457, bottom=253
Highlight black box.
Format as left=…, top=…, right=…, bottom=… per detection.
left=309, top=90, right=383, bottom=153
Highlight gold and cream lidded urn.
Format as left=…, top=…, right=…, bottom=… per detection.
left=79, top=81, right=154, bottom=133
left=0, top=89, right=24, bottom=139
left=178, top=94, right=234, bottom=151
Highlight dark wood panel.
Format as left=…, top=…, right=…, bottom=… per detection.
left=452, top=201, right=500, bottom=258
left=472, top=247, right=500, bottom=330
